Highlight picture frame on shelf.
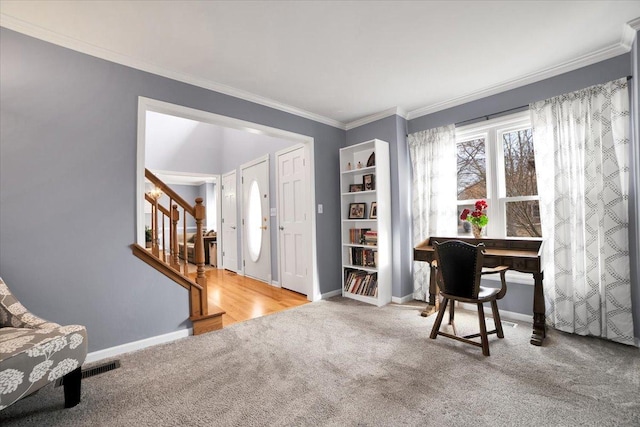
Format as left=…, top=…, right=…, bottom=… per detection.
left=348, top=203, right=366, bottom=219
left=349, top=184, right=363, bottom=192
left=363, top=174, right=375, bottom=191
left=369, top=202, right=377, bottom=219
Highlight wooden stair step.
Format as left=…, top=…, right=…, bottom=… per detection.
left=190, top=305, right=225, bottom=335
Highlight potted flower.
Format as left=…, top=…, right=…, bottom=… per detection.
left=460, top=200, right=488, bottom=238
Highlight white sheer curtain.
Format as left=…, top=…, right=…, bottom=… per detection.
left=409, top=125, right=457, bottom=300
left=531, top=78, right=635, bottom=345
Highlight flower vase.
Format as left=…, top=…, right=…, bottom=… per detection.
left=472, top=224, right=483, bottom=239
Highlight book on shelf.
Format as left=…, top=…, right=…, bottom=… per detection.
left=343, top=269, right=378, bottom=297
left=349, top=228, right=371, bottom=244
left=363, top=230, right=377, bottom=245
left=348, top=247, right=377, bottom=268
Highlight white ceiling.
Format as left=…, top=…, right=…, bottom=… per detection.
left=1, top=1, right=639, bottom=129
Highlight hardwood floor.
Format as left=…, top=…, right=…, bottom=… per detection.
left=191, top=267, right=309, bottom=327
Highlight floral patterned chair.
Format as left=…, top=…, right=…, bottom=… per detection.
left=0, top=277, right=87, bottom=410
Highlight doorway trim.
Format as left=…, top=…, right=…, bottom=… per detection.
left=136, top=96, right=320, bottom=301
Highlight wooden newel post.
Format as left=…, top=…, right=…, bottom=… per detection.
left=171, top=204, right=180, bottom=270
left=194, top=197, right=208, bottom=316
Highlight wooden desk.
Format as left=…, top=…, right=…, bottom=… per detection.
left=414, top=236, right=546, bottom=346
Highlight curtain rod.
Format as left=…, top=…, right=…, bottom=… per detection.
left=454, top=75, right=632, bottom=128
left=454, top=105, right=528, bottom=127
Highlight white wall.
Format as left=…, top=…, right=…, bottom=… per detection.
left=145, top=111, right=223, bottom=174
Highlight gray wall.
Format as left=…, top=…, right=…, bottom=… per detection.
left=162, top=184, right=203, bottom=230
left=0, top=28, right=344, bottom=352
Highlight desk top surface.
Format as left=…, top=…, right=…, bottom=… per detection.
left=414, top=236, right=542, bottom=259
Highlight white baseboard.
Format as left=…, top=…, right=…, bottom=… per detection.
left=458, top=302, right=533, bottom=324
left=321, top=289, right=342, bottom=299
left=270, top=280, right=281, bottom=288
left=391, top=294, right=415, bottom=304
left=85, top=328, right=192, bottom=364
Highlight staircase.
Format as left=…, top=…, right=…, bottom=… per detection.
left=131, top=169, right=224, bottom=335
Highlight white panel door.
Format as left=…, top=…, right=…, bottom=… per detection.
left=241, top=157, right=271, bottom=282
left=221, top=170, right=238, bottom=272
left=277, top=146, right=309, bottom=295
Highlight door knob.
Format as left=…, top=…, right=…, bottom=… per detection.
left=279, top=226, right=284, bottom=230
left=230, top=226, right=236, bottom=230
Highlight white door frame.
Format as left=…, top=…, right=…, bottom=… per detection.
left=275, top=143, right=311, bottom=296
left=240, top=154, right=270, bottom=281
left=136, top=96, right=321, bottom=301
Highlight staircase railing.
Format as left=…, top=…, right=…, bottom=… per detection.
left=143, top=169, right=209, bottom=318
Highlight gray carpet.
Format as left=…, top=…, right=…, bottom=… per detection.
left=1, top=297, right=639, bottom=426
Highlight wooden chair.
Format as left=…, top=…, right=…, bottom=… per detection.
left=429, top=240, right=508, bottom=356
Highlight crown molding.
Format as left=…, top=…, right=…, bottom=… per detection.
left=148, top=169, right=217, bottom=186
left=3, top=13, right=637, bottom=130
left=345, top=107, right=407, bottom=131
left=0, top=14, right=346, bottom=130
left=628, top=17, right=640, bottom=31
left=407, top=39, right=631, bottom=121
left=621, top=18, right=640, bottom=50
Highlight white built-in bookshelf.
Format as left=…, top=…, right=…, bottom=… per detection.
left=339, top=139, right=391, bottom=307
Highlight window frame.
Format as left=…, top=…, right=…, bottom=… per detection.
left=455, top=110, right=540, bottom=240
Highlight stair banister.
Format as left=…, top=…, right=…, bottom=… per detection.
left=143, top=169, right=208, bottom=318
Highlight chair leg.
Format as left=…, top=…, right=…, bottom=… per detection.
left=448, top=300, right=455, bottom=324
left=477, top=303, right=490, bottom=356
left=448, top=301, right=458, bottom=336
left=430, top=297, right=449, bottom=339
left=63, top=367, right=82, bottom=408
left=491, top=299, right=504, bottom=338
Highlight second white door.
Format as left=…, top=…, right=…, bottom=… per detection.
left=241, top=156, right=271, bottom=283
left=277, top=145, right=309, bottom=295
left=221, top=170, right=238, bottom=272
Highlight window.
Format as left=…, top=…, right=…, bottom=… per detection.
left=456, top=111, right=541, bottom=238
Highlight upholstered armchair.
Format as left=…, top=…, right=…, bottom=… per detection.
left=0, top=277, right=87, bottom=410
